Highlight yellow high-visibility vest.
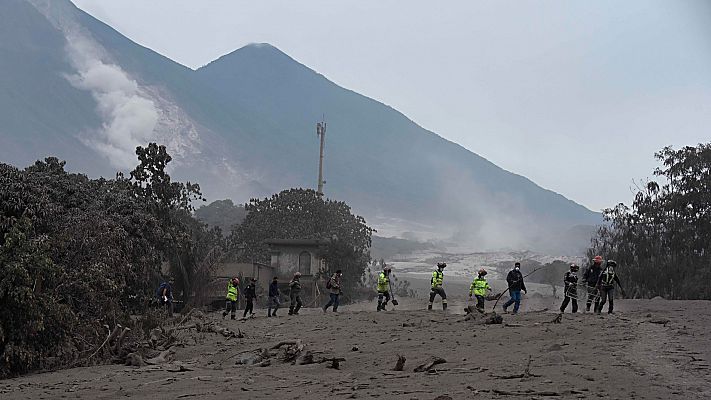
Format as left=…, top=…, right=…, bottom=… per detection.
left=431, top=270, right=444, bottom=288
left=226, top=281, right=239, bottom=301
left=377, top=272, right=390, bottom=292
left=470, top=277, right=490, bottom=296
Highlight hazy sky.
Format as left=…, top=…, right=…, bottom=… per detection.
left=72, top=0, right=711, bottom=211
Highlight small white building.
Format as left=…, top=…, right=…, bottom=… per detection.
left=264, top=239, right=329, bottom=277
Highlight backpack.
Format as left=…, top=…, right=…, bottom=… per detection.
left=326, top=277, right=332, bottom=289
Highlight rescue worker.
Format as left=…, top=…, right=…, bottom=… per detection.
left=377, top=265, right=392, bottom=311
left=595, top=260, right=626, bottom=314
left=469, top=268, right=491, bottom=312
left=323, top=270, right=343, bottom=312
left=242, top=278, right=256, bottom=319
left=157, top=277, right=174, bottom=317
left=560, top=263, right=579, bottom=313
left=288, top=272, right=303, bottom=315
left=502, top=262, right=527, bottom=314
left=428, top=262, right=448, bottom=310
left=267, top=276, right=280, bottom=317
left=222, top=277, right=239, bottom=320
left=583, top=255, right=604, bottom=312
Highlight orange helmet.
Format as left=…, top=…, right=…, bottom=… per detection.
left=593, top=255, right=603, bottom=263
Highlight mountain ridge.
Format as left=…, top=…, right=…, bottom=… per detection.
left=0, top=0, right=600, bottom=251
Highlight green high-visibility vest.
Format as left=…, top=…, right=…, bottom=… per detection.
left=470, top=277, right=490, bottom=296
left=431, top=270, right=444, bottom=288
left=226, top=281, right=239, bottom=301
left=377, top=272, right=390, bottom=292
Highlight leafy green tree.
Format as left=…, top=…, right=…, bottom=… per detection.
left=588, top=143, right=711, bottom=299
left=230, top=188, right=373, bottom=292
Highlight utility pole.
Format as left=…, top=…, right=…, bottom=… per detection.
left=316, top=120, right=326, bottom=195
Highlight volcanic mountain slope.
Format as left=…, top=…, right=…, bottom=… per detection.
left=0, top=0, right=600, bottom=249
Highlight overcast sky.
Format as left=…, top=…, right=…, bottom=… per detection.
left=72, top=0, right=711, bottom=211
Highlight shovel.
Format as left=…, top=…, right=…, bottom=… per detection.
left=389, top=280, right=399, bottom=306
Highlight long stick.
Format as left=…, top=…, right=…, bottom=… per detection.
left=490, top=264, right=552, bottom=310
left=388, top=279, right=397, bottom=306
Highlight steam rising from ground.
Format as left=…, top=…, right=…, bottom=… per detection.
left=65, top=33, right=158, bottom=169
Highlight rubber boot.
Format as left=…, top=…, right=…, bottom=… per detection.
left=427, top=303, right=433, bottom=310
left=377, top=302, right=382, bottom=312
left=443, top=302, right=448, bottom=311
left=294, top=304, right=301, bottom=315
left=268, top=308, right=272, bottom=317
left=288, top=306, right=294, bottom=315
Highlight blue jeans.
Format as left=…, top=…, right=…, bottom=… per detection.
left=503, top=290, right=522, bottom=313
left=324, top=293, right=340, bottom=311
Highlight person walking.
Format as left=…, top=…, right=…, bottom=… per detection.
left=428, top=262, right=448, bottom=310
left=560, top=263, right=579, bottom=313
left=288, top=272, right=303, bottom=316
left=242, top=278, right=256, bottom=319
left=583, top=255, right=604, bottom=312
left=157, top=277, right=174, bottom=317
left=222, top=277, right=239, bottom=320
left=323, top=270, right=343, bottom=312
left=469, top=268, right=491, bottom=312
left=267, top=276, right=280, bottom=317
left=595, top=260, right=626, bottom=314
left=377, top=265, right=392, bottom=311
left=502, top=262, right=527, bottom=314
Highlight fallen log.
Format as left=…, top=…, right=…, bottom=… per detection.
left=414, top=357, right=446, bottom=372
left=146, top=348, right=175, bottom=365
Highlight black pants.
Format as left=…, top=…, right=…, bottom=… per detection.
left=429, top=287, right=447, bottom=309
left=560, top=296, right=578, bottom=313
left=223, top=299, right=237, bottom=319
left=474, top=295, right=485, bottom=310
left=377, top=291, right=390, bottom=310
left=597, top=287, right=615, bottom=313
left=289, top=293, right=302, bottom=314
left=243, top=298, right=254, bottom=317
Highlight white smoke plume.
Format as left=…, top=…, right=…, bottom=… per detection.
left=64, top=32, right=158, bottom=170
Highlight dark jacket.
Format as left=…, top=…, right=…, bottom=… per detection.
left=156, top=282, right=173, bottom=301
left=506, top=269, right=526, bottom=292
left=563, top=271, right=578, bottom=287
left=583, top=264, right=603, bottom=286
left=268, top=281, right=279, bottom=297
left=244, top=283, right=256, bottom=300
left=563, top=271, right=578, bottom=295
left=596, top=268, right=621, bottom=289
left=289, top=279, right=302, bottom=295
left=329, top=273, right=342, bottom=295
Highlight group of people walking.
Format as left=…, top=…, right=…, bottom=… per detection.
left=156, top=257, right=626, bottom=319
left=559, top=256, right=626, bottom=314
left=218, top=269, right=345, bottom=320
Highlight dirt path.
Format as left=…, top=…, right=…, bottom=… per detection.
left=2, top=299, right=710, bottom=399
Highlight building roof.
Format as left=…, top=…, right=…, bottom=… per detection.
left=264, top=238, right=330, bottom=246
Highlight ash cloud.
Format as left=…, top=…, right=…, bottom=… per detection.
left=64, top=32, right=158, bottom=170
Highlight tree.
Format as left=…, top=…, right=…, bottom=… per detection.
left=0, top=144, right=223, bottom=377
left=194, top=199, right=247, bottom=235
left=230, top=188, right=373, bottom=292
left=587, top=143, right=711, bottom=299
